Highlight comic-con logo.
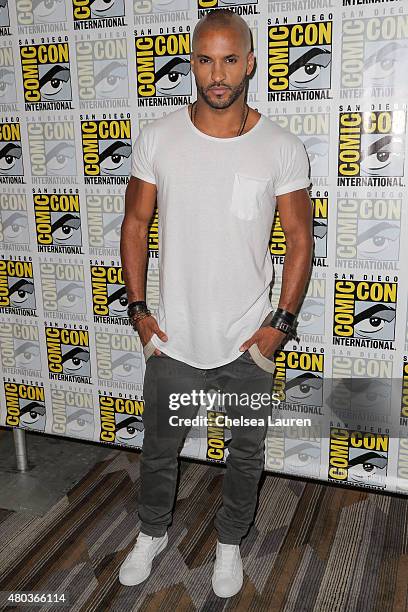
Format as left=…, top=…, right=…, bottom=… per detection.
left=40, top=262, right=86, bottom=320
left=95, top=331, right=142, bottom=389
left=265, top=424, right=321, bottom=477
left=4, top=381, right=46, bottom=431
left=0, top=45, right=16, bottom=105
left=273, top=350, right=324, bottom=410
left=268, top=111, right=329, bottom=178
left=0, top=121, right=23, bottom=179
left=270, top=195, right=327, bottom=266
left=76, top=38, right=129, bottom=104
left=337, top=109, right=406, bottom=187
left=267, top=19, right=332, bottom=101
left=0, top=322, right=41, bottom=376
left=135, top=32, right=191, bottom=105
left=207, top=409, right=230, bottom=463
left=45, top=324, right=91, bottom=383
left=16, top=0, right=66, bottom=25
left=341, top=15, right=408, bottom=95
left=0, top=192, right=29, bottom=249
left=330, top=355, right=393, bottom=425
left=72, top=0, right=125, bottom=30
left=90, top=264, right=129, bottom=324
left=0, top=0, right=10, bottom=31
left=34, top=193, right=82, bottom=253
left=50, top=388, right=94, bottom=439
left=81, top=118, right=131, bottom=184
left=328, top=427, right=389, bottom=489
left=20, top=41, right=72, bottom=110
left=336, top=197, right=401, bottom=268
left=333, top=277, right=397, bottom=348
left=99, top=394, right=144, bottom=446
left=0, top=258, right=36, bottom=315
left=86, top=193, right=124, bottom=253
left=27, top=120, right=76, bottom=177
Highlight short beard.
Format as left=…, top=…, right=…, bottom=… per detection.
left=196, top=73, right=248, bottom=109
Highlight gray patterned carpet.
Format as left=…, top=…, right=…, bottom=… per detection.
left=1, top=447, right=408, bottom=612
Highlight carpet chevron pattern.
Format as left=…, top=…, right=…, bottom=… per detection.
left=1, top=449, right=407, bottom=612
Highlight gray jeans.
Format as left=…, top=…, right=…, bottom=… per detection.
left=138, top=346, right=275, bottom=545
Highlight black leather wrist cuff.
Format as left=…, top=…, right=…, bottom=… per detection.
left=127, top=301, right=148, bottom=317
left=273, top=308, right=296, bottom=325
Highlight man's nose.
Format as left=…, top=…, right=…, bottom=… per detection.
left=211, top=61, right=227, bottom=83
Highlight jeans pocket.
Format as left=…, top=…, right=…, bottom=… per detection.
left=230, top=173, right=270, bottom=221
left=247, top=343, right=276, bottom=374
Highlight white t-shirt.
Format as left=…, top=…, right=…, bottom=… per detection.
left=131, top=106, right=311, bottom=368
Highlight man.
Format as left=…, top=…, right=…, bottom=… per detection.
left=119, top=9, right=313, bottom=599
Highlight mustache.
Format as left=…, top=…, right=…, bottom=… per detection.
left=208, top=84, right=231, bottom=89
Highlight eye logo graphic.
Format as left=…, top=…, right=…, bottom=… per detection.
left=81, top=119, right=131, bottom=179
left=20, top=43, right=72, bottom=108
left=4, top=382, right=46, bottom=431
left=338, top=110, right=406, bottom=184
left=76, top=39, right=129, bottom=102
left=99, top=395, right=144, bottom=446
left=0, top=123, right=23, bottom=177
left=27, top=120, right=76, bottom=176
left=273, top=350, right=324, bottom=407
left=0, top=322, right=42, bottom=374
left=341, top=16, right=408, bottom=94
left=0, top=259, right=36, bottom=314
left=90, top=264, right=128, bottom=324
left=50, top=389, right=94, bottom=439
left=95, top=331, right=141, bottom=385
left=333, top=280, right=397, bottom=345
left=336, top=198, right=401, bottom=263
left=0, top=0, right=10, bottom=28
left=34, top=194, right=82, bottom=253
left=0, top=193, right=29, bottom=246
left=328, top=428, right=389, bottom=489
left=45, top=326, right=91, bottom=383
left=40, top=263, right=86, bottom=317
left=268, top=22, right=332, bottom=98
left=135, top=33, right=191, bottom=101
left=16, top=0, right=67, bottom=24
left=72, top=0, right=125, bottom=22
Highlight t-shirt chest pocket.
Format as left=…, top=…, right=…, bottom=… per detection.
left=229, top=172, right=270, bottom=221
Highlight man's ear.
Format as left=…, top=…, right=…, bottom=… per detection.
left=246, top=51, right=255, bottom=76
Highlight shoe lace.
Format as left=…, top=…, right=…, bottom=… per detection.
left=216, top=545, right=238, bottom=572
left=129, top=535, right=154, bottom=559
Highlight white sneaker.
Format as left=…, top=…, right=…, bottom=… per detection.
left=119, top=531, right=168, bottom=586
left=211, top=541, right=243, bottom=598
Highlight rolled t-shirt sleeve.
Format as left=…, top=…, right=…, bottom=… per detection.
left=131, top=126, right=156, bottom=184
left=274, top=134, right=312, bottom=196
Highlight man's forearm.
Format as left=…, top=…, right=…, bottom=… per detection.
left=120, top=220, right=149, bottom=303
left=277, top=238, right=313, bottom=314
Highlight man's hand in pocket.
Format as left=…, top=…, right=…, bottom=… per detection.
left=239, top=326, right=287, bottom=359
left=133, top=315, right=168, bottom=356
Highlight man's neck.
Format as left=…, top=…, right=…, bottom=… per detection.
left=191, top=99, right=254, bottom=138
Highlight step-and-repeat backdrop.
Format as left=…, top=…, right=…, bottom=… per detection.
left=1, top=0, right=408, bottom=494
